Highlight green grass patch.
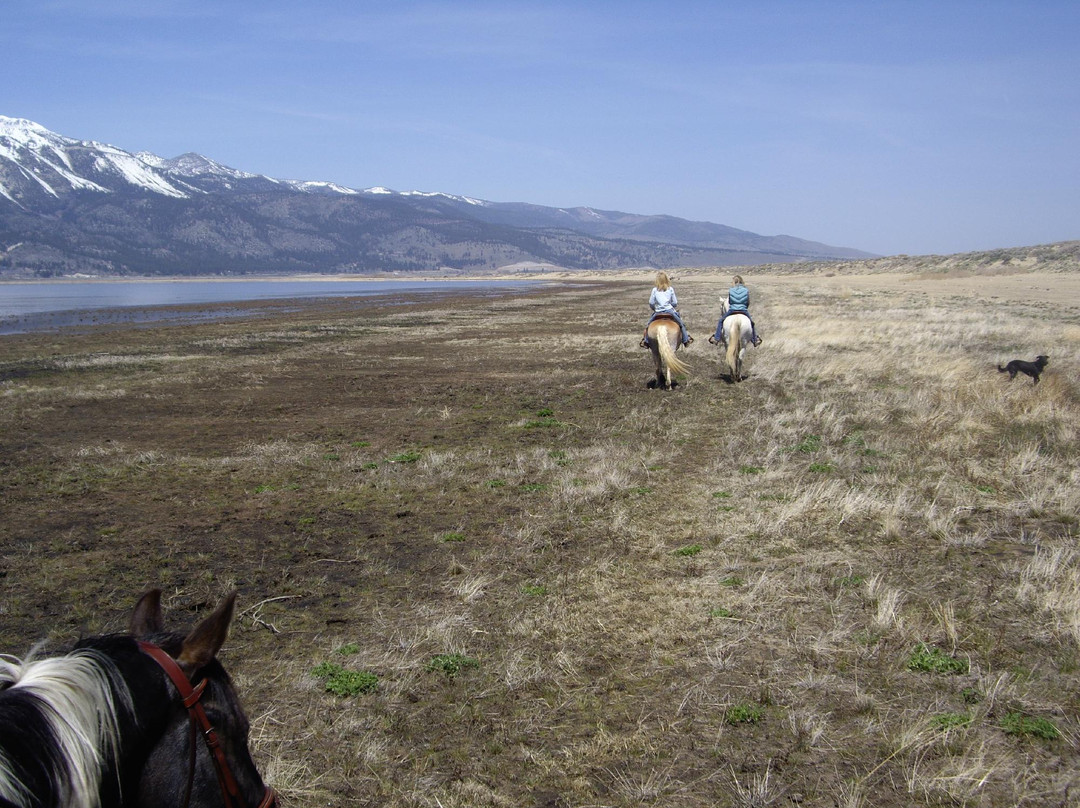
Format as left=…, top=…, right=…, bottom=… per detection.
left=427, top=653, right=479, bottom=678
left=548, top=449, right=572, bottom=466
left=725, top=703, right=765, bottom=725
left=441, top=531, right=466, bottom=543
left=931, top=711, right=973, bottom=732
left=788, top=434, right=822, bottom=453
left=674, top=544, right=703, bottom=557
left=709, top=607, right=736, bottom=619
left=907, top=643, right=969, bottom=675
left=720, top=576, right=744, bottom=588
left=808, top=462, right=835, bottom=473
left=312, top=662, right=378, bottom=696
left=387, top=449, right=423, bottom=463
left=758, top=493, right=790, bottom=503
left=522, top=584, right=548, bottom=596
left=739, top=465, right=764, bottom=475
left=836, top=574, right=866, bottom=588
left=712, top=491, right=732, bottom=499
left=1001, top=712, right=1060, bottom=740
left=336, top=643, right=361, bottom=656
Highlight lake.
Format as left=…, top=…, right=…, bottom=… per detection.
left=0, top=278, right=543, bottom=335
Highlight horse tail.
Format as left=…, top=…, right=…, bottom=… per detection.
left=657, top=326, right=690, bottom=376
left=727, top=318, right=741, bottom=372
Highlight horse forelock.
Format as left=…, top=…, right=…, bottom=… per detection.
left=0, top=649, right=132, bottom=808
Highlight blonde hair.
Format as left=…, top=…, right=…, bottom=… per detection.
left=732, top=274, right=744, bottom=285
left=655, top=271, right=670, bottom=291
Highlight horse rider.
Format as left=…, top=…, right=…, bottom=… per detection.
left=640, top=271, right=693, bottom=348
left=709, top=274, right=762, bottom=347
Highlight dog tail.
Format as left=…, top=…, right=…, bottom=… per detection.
left=997, top=365, right=1007, bottom=373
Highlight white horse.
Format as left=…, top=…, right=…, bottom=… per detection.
left=718, top=299, right=753, bottom=382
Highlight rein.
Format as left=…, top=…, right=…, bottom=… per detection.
left=138, top=641, right=277, bottom=808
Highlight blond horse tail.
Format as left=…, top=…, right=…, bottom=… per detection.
left=657, top=324, right=690, bottom=376
left=726, top=318, right=742, bottom=377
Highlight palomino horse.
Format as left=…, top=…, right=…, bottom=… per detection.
left=647, top=315, right=690, bottom=389
left=0, top=589, right=276, bottom=808
left=721, top=305, right=753, bottom=382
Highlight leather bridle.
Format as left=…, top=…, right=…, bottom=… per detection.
left=138, top=641, right=278, bottom=808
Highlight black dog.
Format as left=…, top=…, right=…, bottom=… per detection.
left=998, top=355, right=1049, bottom=385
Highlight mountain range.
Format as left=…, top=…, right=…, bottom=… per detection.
left=0, top=116, right=875, bottom=278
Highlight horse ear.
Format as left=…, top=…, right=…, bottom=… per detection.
left=177, top=592, right=237, bottom=678
left=129, top=589, right=165, bottom=636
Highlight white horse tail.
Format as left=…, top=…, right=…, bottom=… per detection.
left=726, top=317, right=741, bottom=376
left=657, top=326, right=690, bottom=376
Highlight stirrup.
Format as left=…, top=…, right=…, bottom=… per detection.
left=708, top=336, right=717, bottom=345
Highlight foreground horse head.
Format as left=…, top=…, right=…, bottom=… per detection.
left=723, top=312, right=752, bottom=382
left=647, top=316, right=690, bottom=390
left=0, top=589, right=276, bottom=808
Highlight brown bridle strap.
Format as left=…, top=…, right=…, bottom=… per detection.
left=138, top=641, right=277, bottom=808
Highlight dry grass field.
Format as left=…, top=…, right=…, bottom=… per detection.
left=1, top=265, right=1079, bottom=807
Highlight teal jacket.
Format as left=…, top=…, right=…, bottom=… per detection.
left=727, top=284, right=749, bottom=312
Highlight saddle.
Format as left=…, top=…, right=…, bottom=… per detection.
left=650, top=313, right=679, bottom=323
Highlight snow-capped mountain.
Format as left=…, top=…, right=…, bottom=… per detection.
left=0, top=117, right=192, bottom=202
left=0, top=116, right=875, bottom=277
left=0, top=116, right=494, bottom=207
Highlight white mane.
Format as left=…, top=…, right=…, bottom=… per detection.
left=0, top=651, right=130, bottom=808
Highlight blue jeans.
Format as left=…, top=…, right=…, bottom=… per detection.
left=646, top=312, right=690, bottom=345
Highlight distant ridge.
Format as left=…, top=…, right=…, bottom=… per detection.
left=711, top=240, right=1080, bottom=276
left=0, top=116, right=876, bottom=278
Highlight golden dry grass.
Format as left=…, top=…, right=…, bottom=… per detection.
left=1, top=267, right=1078, bottom=806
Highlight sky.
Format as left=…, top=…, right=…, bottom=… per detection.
left=4, top=0, right=1079, bottom=257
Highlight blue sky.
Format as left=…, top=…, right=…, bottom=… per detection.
left=5, top=0, right=1079, bottom=256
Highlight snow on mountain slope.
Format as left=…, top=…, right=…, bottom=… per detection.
left=0, top=116, right=190, bottom=201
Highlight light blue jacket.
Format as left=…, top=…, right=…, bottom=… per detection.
left=650, top=287, right=678, bottom=313
left=727, top=284, right=749, bottom=312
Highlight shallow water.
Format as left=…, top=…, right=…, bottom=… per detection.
left=0, top=278, right=540, bottom=334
